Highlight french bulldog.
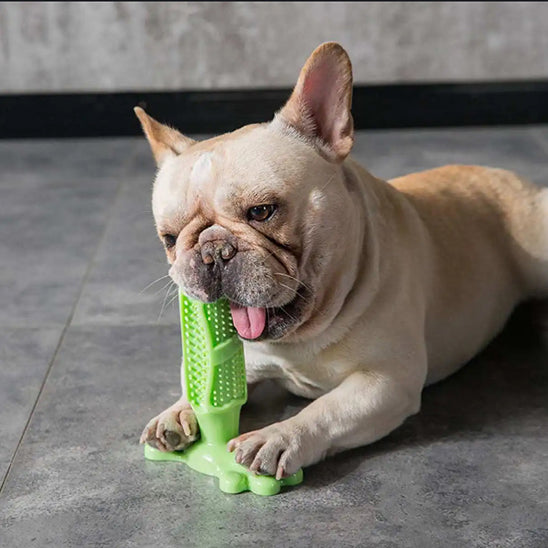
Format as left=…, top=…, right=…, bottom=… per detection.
left=136, top=42, right=548, bottom=480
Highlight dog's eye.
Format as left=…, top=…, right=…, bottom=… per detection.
left=247, top=204, right=277, bottom=222
left=162, top=234, right=177, bottom=249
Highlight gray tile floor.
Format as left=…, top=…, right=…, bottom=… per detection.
left=1, top=127, right=547, bottom=548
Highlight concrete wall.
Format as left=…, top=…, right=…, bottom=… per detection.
left=1, top=2, right=547, bottom=93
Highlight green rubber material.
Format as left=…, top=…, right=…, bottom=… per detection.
left=144, top=291, right=303, bottom=496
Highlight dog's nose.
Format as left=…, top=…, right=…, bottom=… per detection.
left=220, top=242, right=236, bottom=261
left=200, top=240, right=237, bottom=264
left=199, top=225, right=238, bottom=265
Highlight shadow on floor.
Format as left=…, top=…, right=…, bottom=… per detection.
left=242, top=300, right=548, bottom=490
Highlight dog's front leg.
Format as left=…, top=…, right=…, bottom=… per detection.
left=228, top=370, right=422, bottom=479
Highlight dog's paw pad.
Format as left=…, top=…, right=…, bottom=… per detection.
left=140, top=404, right=199, bottom=452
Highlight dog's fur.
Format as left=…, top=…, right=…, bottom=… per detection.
left=137, top=43, right=548, bottom=479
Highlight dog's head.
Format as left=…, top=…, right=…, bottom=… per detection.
left=136, top=43, right=358, bottom=342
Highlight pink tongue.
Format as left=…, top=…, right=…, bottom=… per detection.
left=229, top=303, right=266, bottom=340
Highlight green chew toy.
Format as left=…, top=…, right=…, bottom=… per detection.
left=144, top=291, right=303, bottom=495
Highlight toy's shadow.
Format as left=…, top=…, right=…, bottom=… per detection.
left=240, top=300, right=548, bottom=489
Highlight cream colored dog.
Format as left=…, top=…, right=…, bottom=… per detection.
left=136, top=43, right=548, bottom=479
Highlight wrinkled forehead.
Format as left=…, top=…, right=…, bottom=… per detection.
left=152, top=124, right=309, bottom=222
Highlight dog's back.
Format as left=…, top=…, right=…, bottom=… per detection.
left=389, top=165, right=548, bottom=381
left=392, top=165, right=548, bottom=296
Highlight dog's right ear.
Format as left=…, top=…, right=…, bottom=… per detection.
left=134, top=107, right=195, bottom=166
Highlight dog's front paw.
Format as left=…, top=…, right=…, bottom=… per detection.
left=227, top=421, right=307, bottom=480
left=140, top=402, right=199, bottom=452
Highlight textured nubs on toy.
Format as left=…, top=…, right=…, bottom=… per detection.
left=143, top=292, right=303, bottom=495
left=181, top=296, right=247, bottom=416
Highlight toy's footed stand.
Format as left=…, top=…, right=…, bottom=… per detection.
left=144, top=406, right=303, bottom=495
left=144, top=294, right=303, bottom=496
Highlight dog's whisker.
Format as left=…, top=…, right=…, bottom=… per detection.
left=276, top=281, right=326, bottom=318
left=277, top=281, right=311, bottom=304
left=152, top=280, right=173, bottom=296
left=139, top=274, right=171, bottom=294
left=278, top=304, right=298, bottom=323
left=275, top=272, right=313, bottom=293
left=158, top=281, right=176, bottom=321
left=149, top=279, right=176, bottom=298
left=275, top=274, right=313, bottom=294
left=277, top=282, right=325, bottom=318
left=167, top=283, right=179, bottom=296
left=165, top=291, right=180, bottom=310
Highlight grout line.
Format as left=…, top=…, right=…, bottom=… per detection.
left=0, top=145, right=140, bottom=495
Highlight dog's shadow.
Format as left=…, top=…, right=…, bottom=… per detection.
left=240, top=300, right=548, bottom=489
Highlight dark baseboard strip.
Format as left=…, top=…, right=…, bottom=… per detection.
left=1, top=81, right=548, bottom=139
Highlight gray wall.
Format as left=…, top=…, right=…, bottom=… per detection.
left=1, top=2, right=548, bottom=93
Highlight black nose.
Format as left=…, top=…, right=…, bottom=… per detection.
left=201, top=241, right=236, bottom=264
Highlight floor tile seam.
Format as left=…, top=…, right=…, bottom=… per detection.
left=0, top=324, right=66, bottom=330
left=66, top=321, right=179, bottom=329
left=0, top=150, right=136, bottom=494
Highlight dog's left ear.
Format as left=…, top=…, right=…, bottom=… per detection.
left=134, top=107, right=195, bottom=166
left=275, top=42, right=354, bottom=162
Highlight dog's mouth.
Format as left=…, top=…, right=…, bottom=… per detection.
left=229, top=285, right=309, bottom=341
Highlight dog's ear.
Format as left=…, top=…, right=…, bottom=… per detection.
left=134, top=107, right=195, bottom=166
left=275, top=42, right=354, bottom=162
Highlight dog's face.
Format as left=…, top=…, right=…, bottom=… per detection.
left=136, top=43, right=355, bottom=342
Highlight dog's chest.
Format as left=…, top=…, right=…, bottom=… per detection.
left=243, top=342, right=346, bottom=399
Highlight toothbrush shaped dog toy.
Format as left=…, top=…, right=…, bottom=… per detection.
left=144, top=292, right=303, bottom=495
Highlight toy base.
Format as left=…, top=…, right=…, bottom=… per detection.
left=144, top=442, right=303, bottom=496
